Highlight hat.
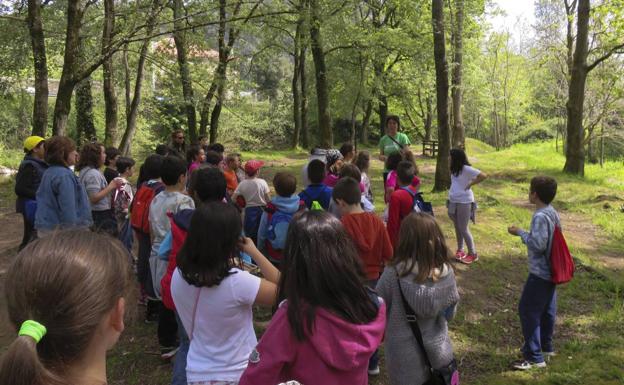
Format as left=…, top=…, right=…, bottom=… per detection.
left=244, top=160, right=265, bottom=175
left=24, top=136, right=45, bottom=151
left=325, top=149, right=343, bottom=167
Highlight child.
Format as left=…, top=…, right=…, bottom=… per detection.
left=322, top=149, right=344, bottom=188
left=104, top=146, right=121, bottom=183
left=232, top=160, right=271, bottom=245
left=301, top=148, right=327, bottom=187
left=35, top=136, right=91, bottom=235
left=355, top=151, right=373, bottom=203
left=15, top=135, right=47, bottom=250
left=383, top=152, right=403, bottom=203
left=186, top=144, right=205, bottom=175
left=339, top=142, right=356, bottom=163
left=448, top=148, right=487, bottom=264
left=171, top=202, right=280, bottom=384
left=387, top=161, right=419, bottom=246
left=507, top=176, right=560, bottom=370
left=258, top=172, right=305, bottom=265
left=239, top=211, right=386, bottom=385
left=149, top=156, right=195, bottom=359
left=338, top=164, right=375, bottom=214
left=113, top=156, right=136, bottom=225
left=299, top=159, right=333, bottom=210
left=332, top=177, right=392, bottom=375
left=204, top=150, right=224, bottom=168
left=376, top=213, right=459, bottom=385
left=0, top=230, right=132, bottom=385
left=78, top=142, right=124, bottom=236
left=223, top=153, right=241, bottom=195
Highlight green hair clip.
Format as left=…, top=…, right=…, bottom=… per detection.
left=19, top=320, right=47, bottom=343
left=311, top=201, right=323, bottom=211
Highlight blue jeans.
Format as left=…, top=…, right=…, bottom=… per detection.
left=518, top=274, right=557, bottom=363
left=172, top=312, right=189, bottom=385
left=244, top=206, right=264, bottom=245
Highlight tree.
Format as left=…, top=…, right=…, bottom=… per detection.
left=450, top=0, right=465, bottom=148
left=75, top=76, right=96, bottom=144
left=26, top=0, right=48, bottom=137
left=432, top=0, right=451, bottom=191
left=102, top=0, right=118, bottom=146
left=309, top=0, right=332, bottom=147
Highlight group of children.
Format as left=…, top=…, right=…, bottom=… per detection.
left=6, top=132, right=565, bottom=385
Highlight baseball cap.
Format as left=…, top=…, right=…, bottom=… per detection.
left=24, top=136, right=45, bottom=151
left=244, top=160, right=265, bottom=175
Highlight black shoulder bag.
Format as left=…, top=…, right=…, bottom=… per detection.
left=397, top=276, right=460, bottom=385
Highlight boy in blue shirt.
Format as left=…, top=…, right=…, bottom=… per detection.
left=299, top=159, right=332, bottom=210
left=508, top=176, right=560, bottom=370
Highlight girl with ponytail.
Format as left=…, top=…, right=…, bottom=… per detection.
left=0, top=230, right=133, bottom=385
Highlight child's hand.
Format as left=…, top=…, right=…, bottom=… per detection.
left=239, top=237, right=258, bottom=255
left=507, top=225, right=521, bottom=236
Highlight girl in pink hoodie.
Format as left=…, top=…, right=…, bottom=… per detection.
left=239, top=211, right=386, bottom=385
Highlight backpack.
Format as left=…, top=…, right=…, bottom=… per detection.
left=401, top=187, right=434, bottom=216
left=130, top=181, right=165, bottom=235
left=161, top=212, right=190, bottom=310
left=264, top=201, right=306, bottom=261
left=550, top=224, right=575, bottom=284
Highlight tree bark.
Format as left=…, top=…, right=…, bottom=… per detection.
left=300, top=41, right=309, bottom=148
left=75, top=76, right=96, bottom=144
left=172, top=0, right=197, bottom=143
left=360, top=99, right=372, bottom=145
left=424, top=94, right=433, bottom=141
left=563, top=0, right=589, bottom=175
left=102, top=0, right=118, bottom=146
left=450, top=0, right=464, bottom=148
left=309, top=0, right=332, bottom=148
left=291, top=15, right=304, bottom=149
left=26, top=0, right=48, bottom=137
left=432, top=0, right=451, bottom=191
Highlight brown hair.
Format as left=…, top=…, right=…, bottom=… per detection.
left=339, top=163, right=361, bottom=182
left=393, top=213, right=452, bottom=283
left=355, top=151, right=370, bottom=173
left=273, top=172, right=297, bottom=197
left=0, top=230, right=133, bottom=385
left=530, top=176, right=557, bottom=204
left=44, top=136, right=76, bottom=166
left=77, top=142, right=104, bottom=171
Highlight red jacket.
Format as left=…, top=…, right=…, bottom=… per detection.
left=342, top=212, right=393, bottom=280
left=387, top=185, right=418, bottom=247
left=161, top=209, right=194, bottom=310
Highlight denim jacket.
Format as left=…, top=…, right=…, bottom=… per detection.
left=35, top=165, right=93, bottom=231
left=518, top=205, right=561, bottom=281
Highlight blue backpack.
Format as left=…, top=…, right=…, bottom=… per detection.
left=264, top=201, right=306, bottom=261
left=401, top=187, right=434, bottom=216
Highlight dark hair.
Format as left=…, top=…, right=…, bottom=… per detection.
left=0, top=230, right=132, bottom=385
left=171, top=129, right=184, bottom=139
left=386, top=115, right=400, bottom=129
left=204, top=150, right=223, bottom=166
left=198, top=135, right=208, bottom=142
left=77, top=142, right=104, bottom=171
left=397, top=161, right=415, bottom=185
left=190, top=167, right=227, bottom=203
left=355, top=151, right=370, bottom=173
left=530, top=176, right=557, bottom=204
left=339, top=143, right=354, bottom=158
left=155, top=144, right=169, bottom=156
left=44, top=136, right=76, bottom=166
left=307, top=159, right=326, bottom=184
left=393, top=213, right=452, bottom=283
left=104, top=147, right=121, bottom=166
left=160, top=156, right=187, bottom=186
left=274, top=172, right=297, bottom=197
left=450, top=148, right=471, bottom=177
left=332, top=177, right=361, bottom=205
left=116, top=157, right=135, bottom=175
left=339, top=163, right=361, bottom=182
left=186, top=144, right=202, bottom=165
left=137, top=154, right=164, bottom=185
left=177, top=202, right=241, bottom=287
left=385, top=152, right=403, bottom=171
left=207, top=143, right=225, bottom=153
left=279, top=211, right=378, bottom=341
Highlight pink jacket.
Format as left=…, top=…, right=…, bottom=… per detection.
left=239, top=299, right=386, bottom=385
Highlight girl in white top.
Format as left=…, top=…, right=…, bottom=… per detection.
left=171, top=201, right=279, bottom=385
left=448, top=149, right=487, bottom=265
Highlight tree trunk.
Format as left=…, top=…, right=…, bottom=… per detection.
left=450, top=0, right=464, bottom=148
left=27, top=0, right=48, bottom=137
left=291, top=17, right=304, bottom=149
left=432, top=0, right=451, bottom=192
left=172, top=0, right=197, bottom=143
left=75, top=76, right=96, bottom=143
left=102, top=0, right=117, bottom=146
left=378, top=94, right=388, bottom=137
left=424, top=94, right=433, bottom=141
left=123, top=44, right=131, bottom=117
left=300, top=43, right=309, bottom=148
left=360, top=99, right=372, bottom=145
left=309, top=0, right=332, bottom=148
left=563, top=0, right=589, bottom=175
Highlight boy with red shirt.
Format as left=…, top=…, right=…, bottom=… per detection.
left=387, top=161, right=418, bottom=246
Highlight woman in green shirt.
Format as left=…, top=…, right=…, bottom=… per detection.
left=378, top=115, right=411, bottom=162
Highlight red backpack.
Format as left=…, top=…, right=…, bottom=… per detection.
left=130, top=181, right=165, bottom=235
left=550, top=225, right=575, bottom=284
left=161, top=212, right=190, bottom=311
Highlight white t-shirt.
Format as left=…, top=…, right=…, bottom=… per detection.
left=171, top=267, right=261, bottom=383
left=231, top=178, right=271, bottom=208
left=448, top=165, right=481, bottom=203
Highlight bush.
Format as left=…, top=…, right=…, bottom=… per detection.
left=513, top=118, right=559, bottom=143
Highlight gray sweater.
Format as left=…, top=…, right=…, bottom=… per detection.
left=376, top=263, right=459, bottom=385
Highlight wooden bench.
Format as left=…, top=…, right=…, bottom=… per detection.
left=422, top=140, right=438, bottom=157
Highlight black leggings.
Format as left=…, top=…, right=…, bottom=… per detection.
left=19, top=213, right=35, bottom=251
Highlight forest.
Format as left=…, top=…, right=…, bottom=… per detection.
left=0, top=0, right=623, bottom=182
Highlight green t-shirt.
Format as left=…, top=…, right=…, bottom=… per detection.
left=379, top=133, right=411, bottom=157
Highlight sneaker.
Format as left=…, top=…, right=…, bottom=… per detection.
left=512, top=360, right=546, bottom=370
left=461, top=253, right=479, bottom=264
left=455, top=250, right=466, bottom=261
left=542, top=351, right=556, bottom=361
left=368, top=365, right=380, bottom=376
left=160, top=346, right=179, bottom=360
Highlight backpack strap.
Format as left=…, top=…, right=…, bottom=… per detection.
left=298, top=200, right=306, bottom=211
left=264, top=202, right=277, bottom=214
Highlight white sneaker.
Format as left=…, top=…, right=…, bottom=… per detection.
left=368, top=365, right=380, bottom=375
left=512, top=360, right=547, bottom=370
